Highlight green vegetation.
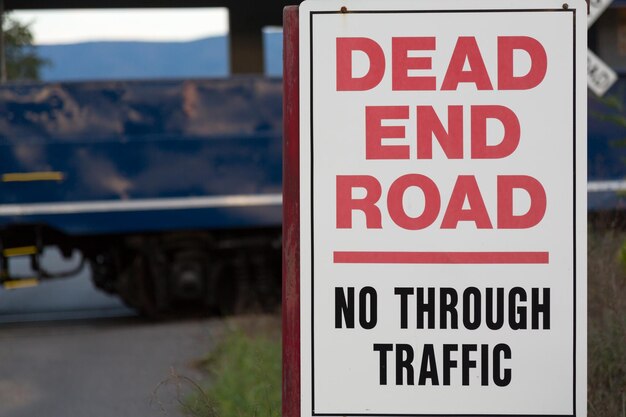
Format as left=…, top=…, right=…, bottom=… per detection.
left=588, top=228, right=626, bottom=417
left=2, top=14, right=50, bottom=81
left=186, top=329, right=281, bottom=417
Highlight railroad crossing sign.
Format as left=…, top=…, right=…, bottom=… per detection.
left=588, top=0, right=613, bottom=26
left=587, top=0, right=617, bottom=96
left=588, top=48, right=618, bottom=96
left=290, top=0, right=587, bottom=416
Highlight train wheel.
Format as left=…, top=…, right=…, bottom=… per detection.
left=117, top=251, right=164, bottom=318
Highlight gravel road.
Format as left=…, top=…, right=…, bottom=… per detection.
left=0, top=316, right=228, bottom=417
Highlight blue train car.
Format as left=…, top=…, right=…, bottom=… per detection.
left=0, top=77, right=283, bottom=314
left=588, top=79, right=626, bottom=211
left=4, top=2, right=626, bottom=315
left=588, top=1, right=626, bottom=212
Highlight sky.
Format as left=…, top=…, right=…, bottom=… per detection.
left=11, top=8, right=229, bottom=45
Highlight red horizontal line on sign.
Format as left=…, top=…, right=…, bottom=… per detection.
left=333, top=251, right=549, bottom=264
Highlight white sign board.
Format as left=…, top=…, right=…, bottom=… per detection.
left=588, top=48, right=618, bottom=96
left=299, top=0, right=587, bottom=416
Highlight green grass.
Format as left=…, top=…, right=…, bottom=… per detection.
left=588, top=229, right=626, bottom=417
left=185, top=329, right=281, bottom=417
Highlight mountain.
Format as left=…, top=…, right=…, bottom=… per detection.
left=36, top=36, right=229, bottom=81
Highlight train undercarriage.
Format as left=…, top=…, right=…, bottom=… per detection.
left=0, top=225, right=282, bottom=317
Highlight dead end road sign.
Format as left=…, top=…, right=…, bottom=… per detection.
left=283, top=1, right=587, bottom=416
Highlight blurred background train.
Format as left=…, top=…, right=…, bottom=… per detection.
left=0, top=0, right=625, bottom=316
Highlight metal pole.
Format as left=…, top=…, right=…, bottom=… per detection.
left=0, top=0, right=6, bottom=83
left=282, top=6, right=301, bottom=417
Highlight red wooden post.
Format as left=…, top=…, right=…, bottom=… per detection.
left=282, top=6, right=300, bottom=417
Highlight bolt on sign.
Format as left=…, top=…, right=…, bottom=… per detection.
left=294, top=0, right=587, bottom=416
